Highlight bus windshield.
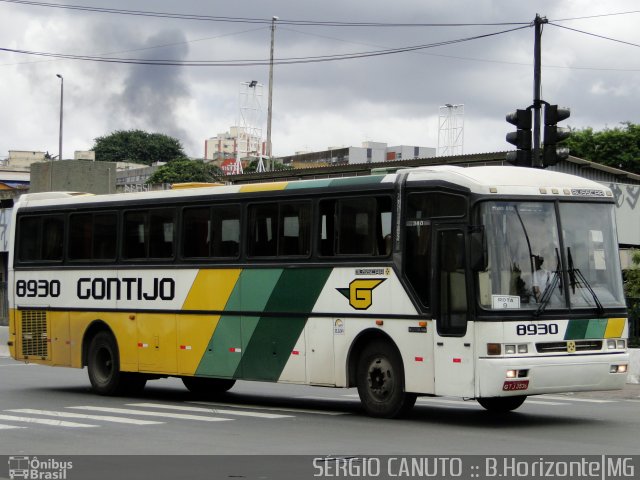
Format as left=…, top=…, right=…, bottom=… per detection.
left=477, top=201, right=625, bottom=312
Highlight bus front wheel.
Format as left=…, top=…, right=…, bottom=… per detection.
left=356, top=340, right=416, bottom=418
left=477, top=395, right=526, bottom=413
left=182, top=377, right=236, bottom=397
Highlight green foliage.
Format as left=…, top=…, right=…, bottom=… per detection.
left=146, top=159, right=223, bottom=184
left=92, top=130, right=186, bottom=165
left=564, top=122, right=640, bottom=174
left=624, top=250, right=640, bottom=298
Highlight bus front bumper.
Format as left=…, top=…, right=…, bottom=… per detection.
left=477, top=352, right=629, bottom=398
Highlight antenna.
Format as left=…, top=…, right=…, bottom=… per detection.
left=235, top=80, right=264, bottom=174
left=437, top=104, right=464, bottom=157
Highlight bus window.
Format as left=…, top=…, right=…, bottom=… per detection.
left=278, top=202, right=311, bottom=256
left=17, top=215, right=65, bottom=262
left=438, top=229, right=468, bottom=335
left=69, top=212, right=117, bottom=261
left=248, top=203, right=278, bottom=257
left=149, top=209, right=175, bottom=259
left=183, top=207, right=210, bottom=258
left=123, top=211, right=147, bottom=259
left=212, top=205, right=240, bottom=258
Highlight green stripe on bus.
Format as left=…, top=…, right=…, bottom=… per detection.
left=564, top=319, right=609, bottom=340
left=237, top=268, right=332, bottom=381
left=584, top=319, right=608, bottom=339
left=285, top=179, right=333, bottom=190
left=564, top=319, right=589, bottom=340
left=329, top=175, right=385, bottom=188
left=195, top=269, right=284, bottom=378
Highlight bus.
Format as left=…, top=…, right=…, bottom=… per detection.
left=7, top=165, right=629, bottom=417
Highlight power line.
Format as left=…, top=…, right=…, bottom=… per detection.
left=0, top=0, right=529, bottom=27
left=0, top=25, right=529, bottom=67
left=549, top=23, right=640, bottom=49
left=550, top=10, right=640, bottom=22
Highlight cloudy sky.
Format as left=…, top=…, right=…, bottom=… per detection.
left=0, top=0, right=638, bottom=160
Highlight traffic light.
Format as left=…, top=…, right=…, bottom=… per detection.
left=505, top=109, right=532, bottom=167
left=543, top=105, right=571, bottom=167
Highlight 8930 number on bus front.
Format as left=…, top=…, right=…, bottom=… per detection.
left=516, top=323, right=558, bottom=336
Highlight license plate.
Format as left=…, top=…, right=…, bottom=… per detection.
left=502, top=380, right=529, bottom=391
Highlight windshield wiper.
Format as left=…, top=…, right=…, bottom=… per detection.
left=534, top=270, right=561, bottom=317
left=534, top=248, right=563, bottom=317
left=567, top=248, right=605, bottom=316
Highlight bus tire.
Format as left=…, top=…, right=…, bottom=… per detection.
left=182, top=377, right=236, bottom=397
left=477, top=396, right=526, bottom=413
left=87, top=331, right=125, bottom=396
left=356, top=340, right=416, bottom=418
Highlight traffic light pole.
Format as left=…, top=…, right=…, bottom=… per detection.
left=532, top=14, right=547, bottom=168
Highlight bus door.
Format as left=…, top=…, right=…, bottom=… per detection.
left=433, top=226, right=475, bottom=397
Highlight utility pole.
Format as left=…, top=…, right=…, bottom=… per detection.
left=532, top=14, right=547, bottom=168
left=265, top=16, right=278, bottom=171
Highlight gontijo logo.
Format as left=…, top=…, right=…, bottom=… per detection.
left=337, top=279, right=386, bottom=310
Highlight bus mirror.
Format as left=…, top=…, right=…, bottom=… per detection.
left=470, top=228, right=488, bottom=271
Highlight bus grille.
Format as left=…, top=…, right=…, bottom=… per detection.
left=21, top=310, right=48, bottom=358
left=535, top=340, right=603, bottom=353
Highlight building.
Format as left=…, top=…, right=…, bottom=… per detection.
left=204, top=127, right=264, bottom=163
left=279, top=142, right=436, bottom=169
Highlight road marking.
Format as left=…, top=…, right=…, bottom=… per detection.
left=0, top=414, right=96, bottom=428
left=538, top=395, right=615, bottom=403
left=0, top=424, right=26, bottom=430
left=7, top=409, right=164, bottom=425
left=521, top=400, right=568, bottom=406
left=127, top=403, right=293, bottom=419
left=188, top=401, right=348, bottom=416
left=67, top=406, right=232, bottom=422
left=416, top=398, right=479, bottom=407
left=298, top=395, right=359, bottom=402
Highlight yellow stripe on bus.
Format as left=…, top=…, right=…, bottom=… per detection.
left=239, top=182, right=288, bottom=193
left=182, top=269, right=241, bottom=311
left=604, top=318, right=626, bottom=338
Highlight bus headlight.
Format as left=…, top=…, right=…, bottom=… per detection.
left=609, top=365, right=627, bottom=374
left=616, top=340, right=626, bottom=349
left=517, top=344, right=528, bottom=354
left=505, top=345, right=516, bottom=355
left=607, top=340, right=616, bottom=349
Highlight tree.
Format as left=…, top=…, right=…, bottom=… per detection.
left=564, top=122, right=640, bottom=174
left=624, top=250, right=640, bottom=346
left=146, top=159, right=223, bottom=184
left=92, top=129, right=186, bottom=165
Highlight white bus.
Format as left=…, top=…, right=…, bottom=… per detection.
left=7, top=165, right=629, bottom=417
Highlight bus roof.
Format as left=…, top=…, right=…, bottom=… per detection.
left=15, top=165, right=612, bottom=209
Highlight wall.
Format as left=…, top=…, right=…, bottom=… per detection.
left=30, top=160, right=116, bottom=194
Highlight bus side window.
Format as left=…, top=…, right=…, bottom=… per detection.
left=337, top=198, right=376, bottom=255
left=183, top=207, right=210, bottom=258
left=278, top=202, right=311, bottom=256
left=17, top=216, right=40, bottom=262
left=318, top=200, right=336, bottom=256
left=248, top=203, right=277, bottom=257
left=149, top=208, right=176, bottom=259
left=42, top=215, right=64, bottom=261
left=123, top=211, right=147, bottom=259
left=212, top=205, right=240, bottom=258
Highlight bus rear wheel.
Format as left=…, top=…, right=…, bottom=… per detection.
left=356, top=340, right=416, bottom=418
left=477, top=396, right=526, bottom=413
left=87, top=331, right=125, bottom=396
left=182, top=377, right=236, bottom=397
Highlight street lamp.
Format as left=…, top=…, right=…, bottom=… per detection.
left=56, top=74, right=63, bottom=163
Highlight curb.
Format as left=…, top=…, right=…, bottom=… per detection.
left=0, top=326, right=8, bottom=358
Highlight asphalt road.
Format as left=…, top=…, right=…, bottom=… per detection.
left=1, top=356, right=639, bottom=458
